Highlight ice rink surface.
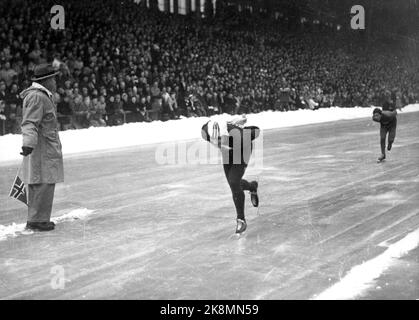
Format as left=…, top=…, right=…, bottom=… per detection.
left=0, top=112, right=418, bottom=299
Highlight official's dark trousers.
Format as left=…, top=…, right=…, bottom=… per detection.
left=380, top=119, right=397, bottom=155
left=27, top=184, right=55, bottom=222
left=223, top=163, right=256, bottom=220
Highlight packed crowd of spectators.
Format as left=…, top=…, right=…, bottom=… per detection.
left=0, top=0, right=418, bottom=135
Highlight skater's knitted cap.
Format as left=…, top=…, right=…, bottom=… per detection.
left=373, top=107, right=382, bottom=114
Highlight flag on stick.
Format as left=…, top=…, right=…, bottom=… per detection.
left=9, top=173, right=28, bottom=206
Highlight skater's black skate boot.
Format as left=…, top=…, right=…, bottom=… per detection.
left=377, top=154, right=386, bottom=162
left=387, top=143, right=393, bottom=151
left=250, top=181, right=259, bottom=207
left=236, top=219, right=247, bottom=234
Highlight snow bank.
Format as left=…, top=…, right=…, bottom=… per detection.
left=1, top=104, right=418, bottom=164
left=312, top=227, right=419, bottom=300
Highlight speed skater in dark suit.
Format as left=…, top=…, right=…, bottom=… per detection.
left=201, top=115, right=260, bottom=234
left=372, top=100, right=397, bottom=162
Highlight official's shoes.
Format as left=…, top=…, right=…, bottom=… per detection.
left=387, top=143, right=392, bottom=151
left=235, top=219, right=247, bottom=234
left=26, top=221, right=55, bottom=231
left=250, top=181, right=259, bottom=208
left=377, top=154, right=386, bottom=162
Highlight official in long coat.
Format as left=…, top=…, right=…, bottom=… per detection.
left=20, top=63, right=64, bottom=231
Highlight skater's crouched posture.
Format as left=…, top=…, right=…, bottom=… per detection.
left=201, top=116, right=260, bottom=234
left=372, top=108, right=397, bottom=162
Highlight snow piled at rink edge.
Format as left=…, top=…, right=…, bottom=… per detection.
left=312, top=227, right=419, bottom=300
left=1, top=104, right=419, bottom=164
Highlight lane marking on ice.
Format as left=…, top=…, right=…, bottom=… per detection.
left=369, top=211, right=419, bottom=247
left=312, top=227, right=419, bottom=300
left=317, top=193, right=418, bottom=245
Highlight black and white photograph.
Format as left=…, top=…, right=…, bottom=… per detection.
left=0, top=0, right=418, bottom=305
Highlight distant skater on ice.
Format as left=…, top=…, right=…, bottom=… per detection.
left=201, top=115, right=260, bottom=234
left=372, top=100, right=398, bottom=163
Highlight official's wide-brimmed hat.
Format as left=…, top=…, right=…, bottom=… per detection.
left=31, top=63, right=59, bottom=81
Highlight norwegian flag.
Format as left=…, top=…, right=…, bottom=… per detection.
left=9, top=174, right=28, bottom=206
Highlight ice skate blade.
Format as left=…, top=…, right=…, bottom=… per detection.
left=20, top=229, right=34, bottom=235
left=228, top=232, right=247, bottom=240
left=235, top=231, right=246, bottom=238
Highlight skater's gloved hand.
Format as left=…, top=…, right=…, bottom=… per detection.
left=20, top=146, right=33, bottom=156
